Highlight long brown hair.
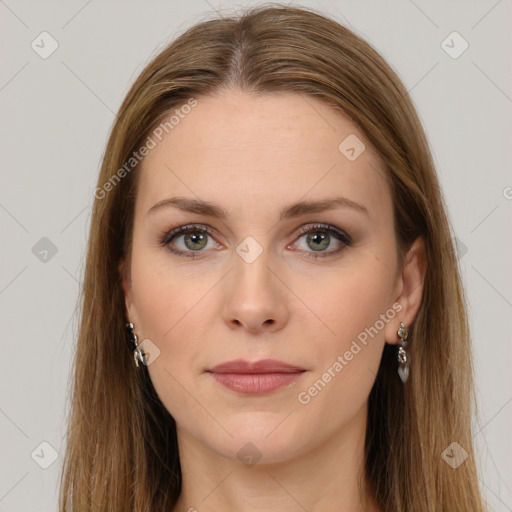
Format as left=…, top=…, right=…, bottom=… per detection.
left=59, top=4, right=486, bottom=511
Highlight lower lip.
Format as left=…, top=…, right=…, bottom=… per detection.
left=209, top=372, right=304, bottom=394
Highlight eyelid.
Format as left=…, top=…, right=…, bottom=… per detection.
left=289, top=223, right=352, bottom=259
left=294, top=223, right=352, bottom=244
left=160, top=223, right=218, bottom=246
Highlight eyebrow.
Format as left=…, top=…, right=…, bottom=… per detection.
left=147, top=196, right=369, bottom=220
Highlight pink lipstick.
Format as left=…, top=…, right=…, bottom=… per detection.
left=207, top=359, right=306, bottom=394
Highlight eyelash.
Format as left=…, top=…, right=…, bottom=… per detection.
left=159, top=223, right=352, bottom=260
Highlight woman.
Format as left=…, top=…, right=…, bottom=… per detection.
left=59, top=4, right=486, bottom=511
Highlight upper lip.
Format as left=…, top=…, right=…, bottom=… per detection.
left=208, top=359, right=306, bottom=374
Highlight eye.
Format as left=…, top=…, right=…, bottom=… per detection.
left=159, top=223, right=352, bottom=260
left=291, top=223, right=352, bottom=258
left=160, top=224, right=220, bottom=258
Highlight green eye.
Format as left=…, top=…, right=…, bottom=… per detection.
left=305, top=231, right=331, bottom=251
left=182, top=231, right=208, bottom=251
left=161, top=224, right=217, bottom=258
left=294, top=224, right=352, bottom=258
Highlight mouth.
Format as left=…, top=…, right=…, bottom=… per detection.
left=206, top=359, right=307, bottom=395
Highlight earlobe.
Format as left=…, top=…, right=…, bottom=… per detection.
left=385, top=236, right=427, bottom=344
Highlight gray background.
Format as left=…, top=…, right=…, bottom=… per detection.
left=0, top=0, right=511, bottom=510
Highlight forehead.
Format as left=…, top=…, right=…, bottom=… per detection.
left=135, top=89, right=391, bottom=222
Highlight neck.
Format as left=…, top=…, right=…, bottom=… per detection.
left=172, top=405, right=380, bottom=512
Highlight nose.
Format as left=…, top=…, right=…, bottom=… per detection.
left=222, top=248, right=290, bottom=334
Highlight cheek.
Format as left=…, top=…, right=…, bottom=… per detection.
left=130, top=246, right=205, bottom=338
left=301, top=254, right=396, bottom=346
left=131, top=261, right=212, bottom=419
left=129, top=245, right=223, bottom=353
left=295, top=252, right=396, bottom=401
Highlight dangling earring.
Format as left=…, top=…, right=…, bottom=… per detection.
left=125, top=322, right=146, bottom=367
left=397, top=322, right=409, bottom=383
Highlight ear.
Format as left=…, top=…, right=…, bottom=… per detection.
left=118, top=257, right=139, bottom=326
left=384, top=236, right=428, bottom=345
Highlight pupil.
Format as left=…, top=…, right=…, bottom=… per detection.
left=307, top=232, right=329, bottom=251
left=185, top=232, right=206, bottom=250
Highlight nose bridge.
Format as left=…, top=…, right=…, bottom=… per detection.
left=232, top=239, right=275, bottom=296
left=222, top=237, right=288, bottom=332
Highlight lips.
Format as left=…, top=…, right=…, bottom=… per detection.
left=207, top=359, right=306, bottom=394
left=209, top=358, right=305, bottom=374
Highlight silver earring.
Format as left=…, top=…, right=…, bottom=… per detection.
left=397, top=322, right=409, bottom=383
left=125, top=322, right=146, bottom=367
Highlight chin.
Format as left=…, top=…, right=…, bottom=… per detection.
left=199, top=413, right=315, bottom=466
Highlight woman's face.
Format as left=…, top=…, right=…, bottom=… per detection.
left=121, top=88, right=414, bottom=464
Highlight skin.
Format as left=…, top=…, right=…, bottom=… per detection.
left=120, top=88, right=427, bottom=511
